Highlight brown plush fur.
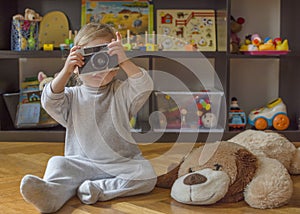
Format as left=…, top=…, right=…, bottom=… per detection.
left=220, top=149, right=257, bottom=202
left=156, top=163, right=181, bottom=189
left=157, top=141, right=258, bottom=203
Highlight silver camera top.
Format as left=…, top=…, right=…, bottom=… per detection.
left=77, top=43, right=109, bottom=56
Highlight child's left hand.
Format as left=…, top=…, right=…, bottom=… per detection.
left=107, top=32, right=128, bottom=64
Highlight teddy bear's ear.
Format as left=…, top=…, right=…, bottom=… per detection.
left=38, top=71, right=47, bottom=82
left=221, top=149, right=258, bottom=203
left=156, top=163, right=181, bottom=189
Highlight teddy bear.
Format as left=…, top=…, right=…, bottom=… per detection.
left=156, top=129, right=298, bottom=209
left=229, top=129, right=300, bottom=175
left=230, top=16, right=245, bottom=53
left=38, top=71, right=81, bottom=90
left=38, top=71, right=54, bottom=91
left=13, top=8, right=42, bottom=21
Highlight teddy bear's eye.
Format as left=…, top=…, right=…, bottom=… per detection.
left=214, top=163, right=222, bottom=171
left=188, top=168, right=194, bottom=173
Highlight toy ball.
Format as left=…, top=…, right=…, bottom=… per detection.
left=202, top=112, right=217, bottom=128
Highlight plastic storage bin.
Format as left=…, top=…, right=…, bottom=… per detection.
left=153, top=90, right=224, bottom=132
left=3, top=92, right=58, bottom=129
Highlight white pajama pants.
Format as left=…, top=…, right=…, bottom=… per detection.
left=20, top=155, right=157, bottom=213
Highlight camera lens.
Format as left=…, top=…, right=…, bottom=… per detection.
left=91, top=52, right=109, bottom=71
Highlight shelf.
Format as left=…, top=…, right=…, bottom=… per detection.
left=0, top=128, right=299, bottom=142
left=153, top=128, right=224, bottom=133
left=0, top=50, right=226, bottom=59
left=228, top=53, right=291, bottom=59
left=127, top=51, right=226, bottom=59
left=0, top=50, right=65, bottom=58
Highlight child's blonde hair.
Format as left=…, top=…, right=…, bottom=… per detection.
left=74, top=23, right=117, bottom=46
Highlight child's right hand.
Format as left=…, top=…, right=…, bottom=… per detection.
left=62, top=46, right=85, bottom=76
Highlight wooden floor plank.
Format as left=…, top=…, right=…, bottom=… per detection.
left=0, top=142, right=299, bottom=213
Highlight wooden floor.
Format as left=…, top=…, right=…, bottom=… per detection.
left=0, top=142, right=299, bottom=214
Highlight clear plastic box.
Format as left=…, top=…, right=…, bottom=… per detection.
left=3, top=92, right=58, bottom=129
left=153, top=90, right=224, bottom=132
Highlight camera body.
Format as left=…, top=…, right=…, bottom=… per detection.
left=77, top=44, right=119, bottom=75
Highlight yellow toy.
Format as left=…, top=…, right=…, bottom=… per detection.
left=276, top=39, right=289, bottom=51
left=43, top=44, right=54, bottom=51
left=259, top=38, right=275, bottom=51
left=240, top=34, right=290, bottom=54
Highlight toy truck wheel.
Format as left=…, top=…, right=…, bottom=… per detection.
left=273, top=114, right=290, bottom=131
left=254, top=118, right=268, bottom=130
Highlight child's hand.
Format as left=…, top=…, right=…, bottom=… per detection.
left=63, top=46, right=85, bottom=76
left=107, top=32, right=128, bottom=64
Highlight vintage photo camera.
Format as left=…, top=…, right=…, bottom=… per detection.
left=77, top=44, right=119, bottom=75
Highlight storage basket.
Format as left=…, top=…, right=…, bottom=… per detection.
left=3, top=91, right=58, bottom=129
left=11, top=19, right=39, bottom=51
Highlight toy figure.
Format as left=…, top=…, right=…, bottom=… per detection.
left=228, top=97, right=246, bottom=131
left=251, top=34, right=261, bottom=47
left=230, top=97, right=240, bottom=110
left=258, top=37, right=275, bottom=51
left=230, top=16, right=245, bottom=53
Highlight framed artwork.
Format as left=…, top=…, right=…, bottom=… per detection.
left=156, top=9, right=216, bottom=51
left=81, top=0, right=153, bottom=37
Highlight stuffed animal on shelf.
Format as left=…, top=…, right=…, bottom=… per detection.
left=38, top=71, right=54, bottom=91
left=230, top=16, right=245, bottom=53
left=157, top=129, right=299, bottom=209
left=38, top=71, right=81, bottom=90
left=13, top=8, right=43, bottom=21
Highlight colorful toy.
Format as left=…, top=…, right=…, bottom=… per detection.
left=157, top=9, right=216, bottom=51
left=64, top=30, right=74, bottom=48
left=81, top=0, right=151, bottom=38
left=228, top=97, right=246, bottom=130
left=229, top=96, right=239, bottom=110
left=11, top=8, right=42, bottom=51
left=123, top=29, right=132, bottom=51
left=251, top=34, right=261, bottom=46
left=240, top=34, right=290, bottom=54
left=275, top=39, right=289, bottom=51
left=157, top=129, right=300, bottom=209
left=258, top=37, right=275, bottom=51
left=43, top=44, right=54, bottom=51
left=201, top=112, right=217, bottom=128
left=27, top=24, right=36, bottom=50
left=230, top=16, right=245, bottom=53
left=145, top=31, right=158, bottom=51
left=228, top=110, right=246, bottom=130
left=155, top=92, right=218, bottom=130
left=248, top=97, right=290, bottom=131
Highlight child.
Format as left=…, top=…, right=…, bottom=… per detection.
left=20, top=23, right=157, bottom=213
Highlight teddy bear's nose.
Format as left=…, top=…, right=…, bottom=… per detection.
left=183, top=173, right=207, bottom=185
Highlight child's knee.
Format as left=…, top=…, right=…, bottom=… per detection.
left=47, top=156, right=68, bottom=168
